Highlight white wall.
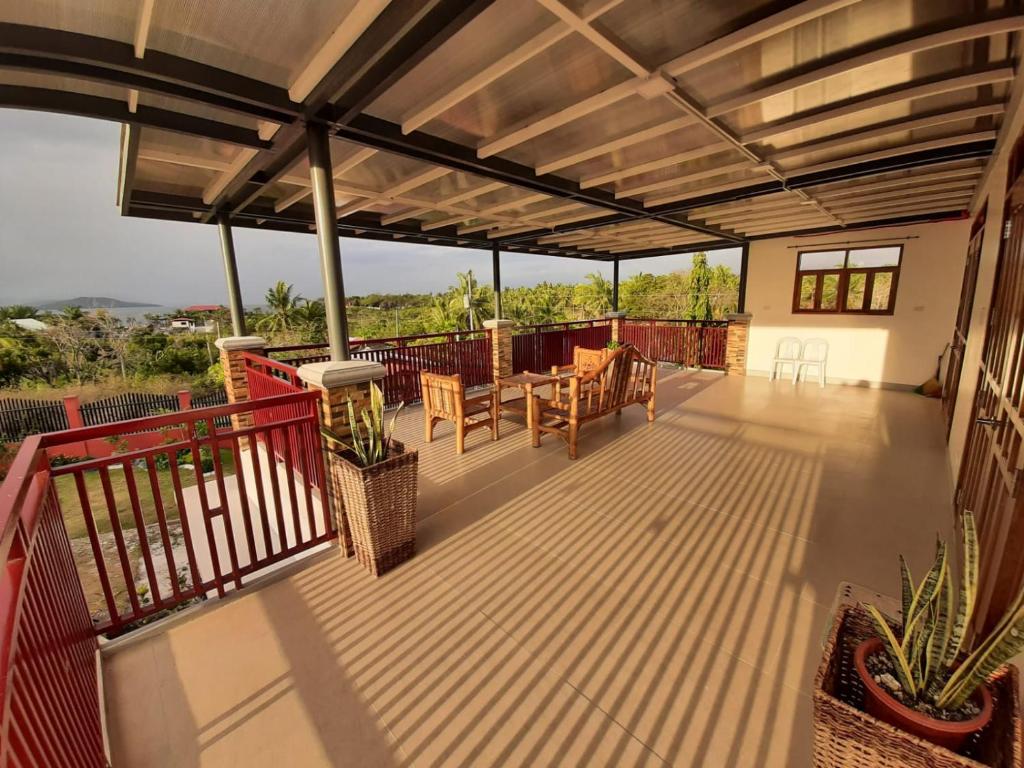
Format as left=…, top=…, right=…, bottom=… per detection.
left=744, top=219, right=970, bottom=388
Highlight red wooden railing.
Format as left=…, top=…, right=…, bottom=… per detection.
left=0, top=435, right=106, bottom=767
left=511, top=320, right=612, bottom=372
left=621, top=318, right=728, bottom=369
left=265, top=331, right=493, bottom=408
left=243, top=353, right=323, bottom=488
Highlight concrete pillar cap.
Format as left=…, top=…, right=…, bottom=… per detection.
left=214, top=335, right=267, bottom=351
left=298, top=360, right=387, bottom=388
left=604, top=311, right=627, bottom=318
left=726, top=313, right=753, bottom=322
left=483, top=319, right=515, bottom=329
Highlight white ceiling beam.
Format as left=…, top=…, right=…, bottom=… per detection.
left=127, top=89, right=139, bottom=113
left=644, top=176, right=772, bottom=208
left=401, top=0, right=625, bottom=133
left=133, top=0, right=155, bottom=58
left=738, top=213, right=841, bottom=232
left=478, top=76, right=643, bottom=158
left=203, top=148, right=259, bottom=205
left=336, top=167, right=452, bottom=218
left=381, top=207, right=431, bottom=225
left=477, top=192, right=549, bottom=215
left=702, top=203, right=819, bottom=226
left=842, top=206, right=968, bottom=223
left=801, top=158, right=986, bottom=191
left=663, top=0, right=861, bottom=76
left=436, top=181, right=505, bottom=207
left=694, top=198, right=809, bottom=222
left=828, top=190, right=974, bottom=214
left=813, top=168, right=983, bottom=198
left=687, top=191, right=797, bottom=216
left=707, top=15, right=1024, bottom=118
left=617, top=160, right=766, bottom=199
left=274, top=147, right=378, bottom=212
left=533, top=0, right=648, bottom=76
left=767, top=102, right=1005, bottom=162
left=791, top=130, right=998, bottom=176
left=138, top=149, right=234, bottom=173
left=534, top=116, right=693, bottom=175
left=816, top=179, right=977, bottom=204
left=741, top=66, right=1016, bottom=144
left=580, top=142, right=730, bottom=188
left=288, top=0, right=392, bottom=103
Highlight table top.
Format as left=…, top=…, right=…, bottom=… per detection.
left=497, top=372, right=558, bottom=386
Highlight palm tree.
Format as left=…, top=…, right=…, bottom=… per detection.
left=530, top=288, right=563, bottom=324
left=453, top=270, right=489, bottom=330
left=257, top=281, right=302, bottom=332
left=294, top=299, right=326, bottom=342
left=582, top=271, right=614, bottom=315
left=426, top=296, right=460, bottom=332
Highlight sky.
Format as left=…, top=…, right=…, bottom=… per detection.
left=0, top=110, right=742, bottom=308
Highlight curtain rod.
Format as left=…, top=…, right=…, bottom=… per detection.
left=785, top=236, right=919, bottom=249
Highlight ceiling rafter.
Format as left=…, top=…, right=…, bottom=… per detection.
left=707, top=12, right=1024, bottom=118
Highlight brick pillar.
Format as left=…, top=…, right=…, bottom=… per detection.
left=725, top=313, right=752, bottom=375
left=298, top=360, right=387, bottom=557
left=214, top=336, right=266, bottom=429
left=483, top=319, right=513, bottom=380
left=605, top=311, right=627, bottom=344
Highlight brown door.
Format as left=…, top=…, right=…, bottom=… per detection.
left=956, top=180, right=1024, bottom=637
left=943, top=205, right=986, bottom=437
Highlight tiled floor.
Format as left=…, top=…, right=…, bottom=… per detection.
left=103, top=370, right=955, bottom=767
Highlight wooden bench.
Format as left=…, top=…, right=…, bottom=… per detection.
left=533, top=344, right=657, bottom=459
left=420, top=371, right=497, bottom=454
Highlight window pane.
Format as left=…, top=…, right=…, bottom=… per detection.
left=821, top=273, right=840, bottom=310
left=847, top=247, right=901, bottom=268
left=799, top=250, right=847, bottom=270
left=799, top=274, right=816, bottom=309
left=846, top=272, right=867, bottom=310
left=871, top=271, right=894, bottom=310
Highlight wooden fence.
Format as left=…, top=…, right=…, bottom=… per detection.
left=0, top=398, right=68, bottom=441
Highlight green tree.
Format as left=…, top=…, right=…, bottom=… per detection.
left=257, top=281, right=301, bottom=332
left=688, top=252, right=713, bottom=321
left=426, top=296, right=460, bottom=332
left=451, top=270, right=490, bottom=330
left=294, top=299, right=326, bottom=343
left=0, top=305, right=39, bottom=321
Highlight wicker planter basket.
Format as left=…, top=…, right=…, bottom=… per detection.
left=814, top=603, right=1022, bottom=768
left=327, top=439, right=418, bottom=577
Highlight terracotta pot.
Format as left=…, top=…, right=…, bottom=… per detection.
left=854, top=637, right=993, bottom=752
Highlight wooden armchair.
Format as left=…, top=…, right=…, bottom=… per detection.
left=551, top=346, right=610, bottom=408
left=420, top=371, right=497, bottom=454
left=533, top=344, right=657, bottom=460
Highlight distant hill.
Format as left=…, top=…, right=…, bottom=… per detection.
left=36, top=296, right=158, bottom=310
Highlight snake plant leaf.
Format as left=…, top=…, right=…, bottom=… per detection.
left=903, top=541, right=947, bottom=655
left=946, top=511, right=979, bottom=666
left=384, top=401, right=405, bottom=456
left=924, top=567, right=954, bottom=689
left=347, top=398, right=368, bottom=466
left=362, top=411, right=378, bottom=463
left=865, top=603, right=917, bottom=697
left=899, top=555, right=914, bottom=628
left=938, top=599, right=1024, bottom=710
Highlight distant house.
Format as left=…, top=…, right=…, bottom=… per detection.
left=169, top=317, right=198, bottom=332
left=11, top=318, right=47, bottom=332
left=181, top=305, right=222, bottom=313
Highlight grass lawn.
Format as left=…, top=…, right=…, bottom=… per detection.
left=55, top=448, right=237, bottom=541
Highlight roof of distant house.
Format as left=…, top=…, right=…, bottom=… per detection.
left=11, top=318, right=47, bottom=331
left=181, top=305, right=222, bottom=313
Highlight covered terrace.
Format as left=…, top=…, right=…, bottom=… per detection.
left=2, top=0, right=1024, bottom=766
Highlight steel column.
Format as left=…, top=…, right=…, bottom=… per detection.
left=612, top=259, right=620, bottom=312
left=492, top=245, right=502, bottom=319
left=307, top=121, right=350, bottom=361
left=216, top=213, right=246, bottom=336
left=737, top=243, right=749, bottom=314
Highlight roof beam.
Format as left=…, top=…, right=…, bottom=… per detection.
left=810, top=166, right=984, bottom=197
left=580, top=142, right=730, bottom=188
left=791, top=131, right=998, bottom=176
left=116, top=123, right=139, bottom=213
left=662, top=0, right=861, bottom=75
left=0, top=85, right=272, bottom=148
left=828, top=190, right=974, bottom=214
left=0, top=23, right=297, bottom=119
left=532, top=0, right=648, bottom=76
left=288, top=0, right=392, bottom=102
left=707, top=13, right=1024, bottom=118
left=644, top=176, right=779, bottom=208
left=741, top=65, right=1016, bottom=144
left=816, top=179, right=978, bottom=204
left=767, top=102, right=1005, bottom=162
left=616, top=160, right=768, bottom=199
left=133, top=0, right=155, bottom=58
left=534, top=116, right=693, bottom=175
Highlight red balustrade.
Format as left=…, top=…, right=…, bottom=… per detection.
left=0, top=436, right=106, bottom=767
left=511, top=321, right=612, bottom=372
left=621, top=318, right=728, bottom=369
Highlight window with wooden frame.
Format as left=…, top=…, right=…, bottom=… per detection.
left=793, top=246, right=902, bottom=315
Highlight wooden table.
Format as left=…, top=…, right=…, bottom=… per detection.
left=495, top=372, right=558, bottom=439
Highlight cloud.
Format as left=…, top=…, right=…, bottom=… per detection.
left=0, top=110, right=741, bottom=307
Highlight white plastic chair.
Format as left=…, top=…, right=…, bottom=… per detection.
left=794, top=338, right=829, bottom=387
left=769, top=337, right=802, bottom=381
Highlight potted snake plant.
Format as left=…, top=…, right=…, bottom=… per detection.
left=321, top=383, right=417, bottom=577
left=856, top=511, right=1023, bottom=751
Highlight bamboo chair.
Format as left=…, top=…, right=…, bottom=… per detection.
left=420, top=371, right=498, bottom=454
left=551, top=346, right=610, bottom=411
left=534, top=344, right=657, bottom=460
